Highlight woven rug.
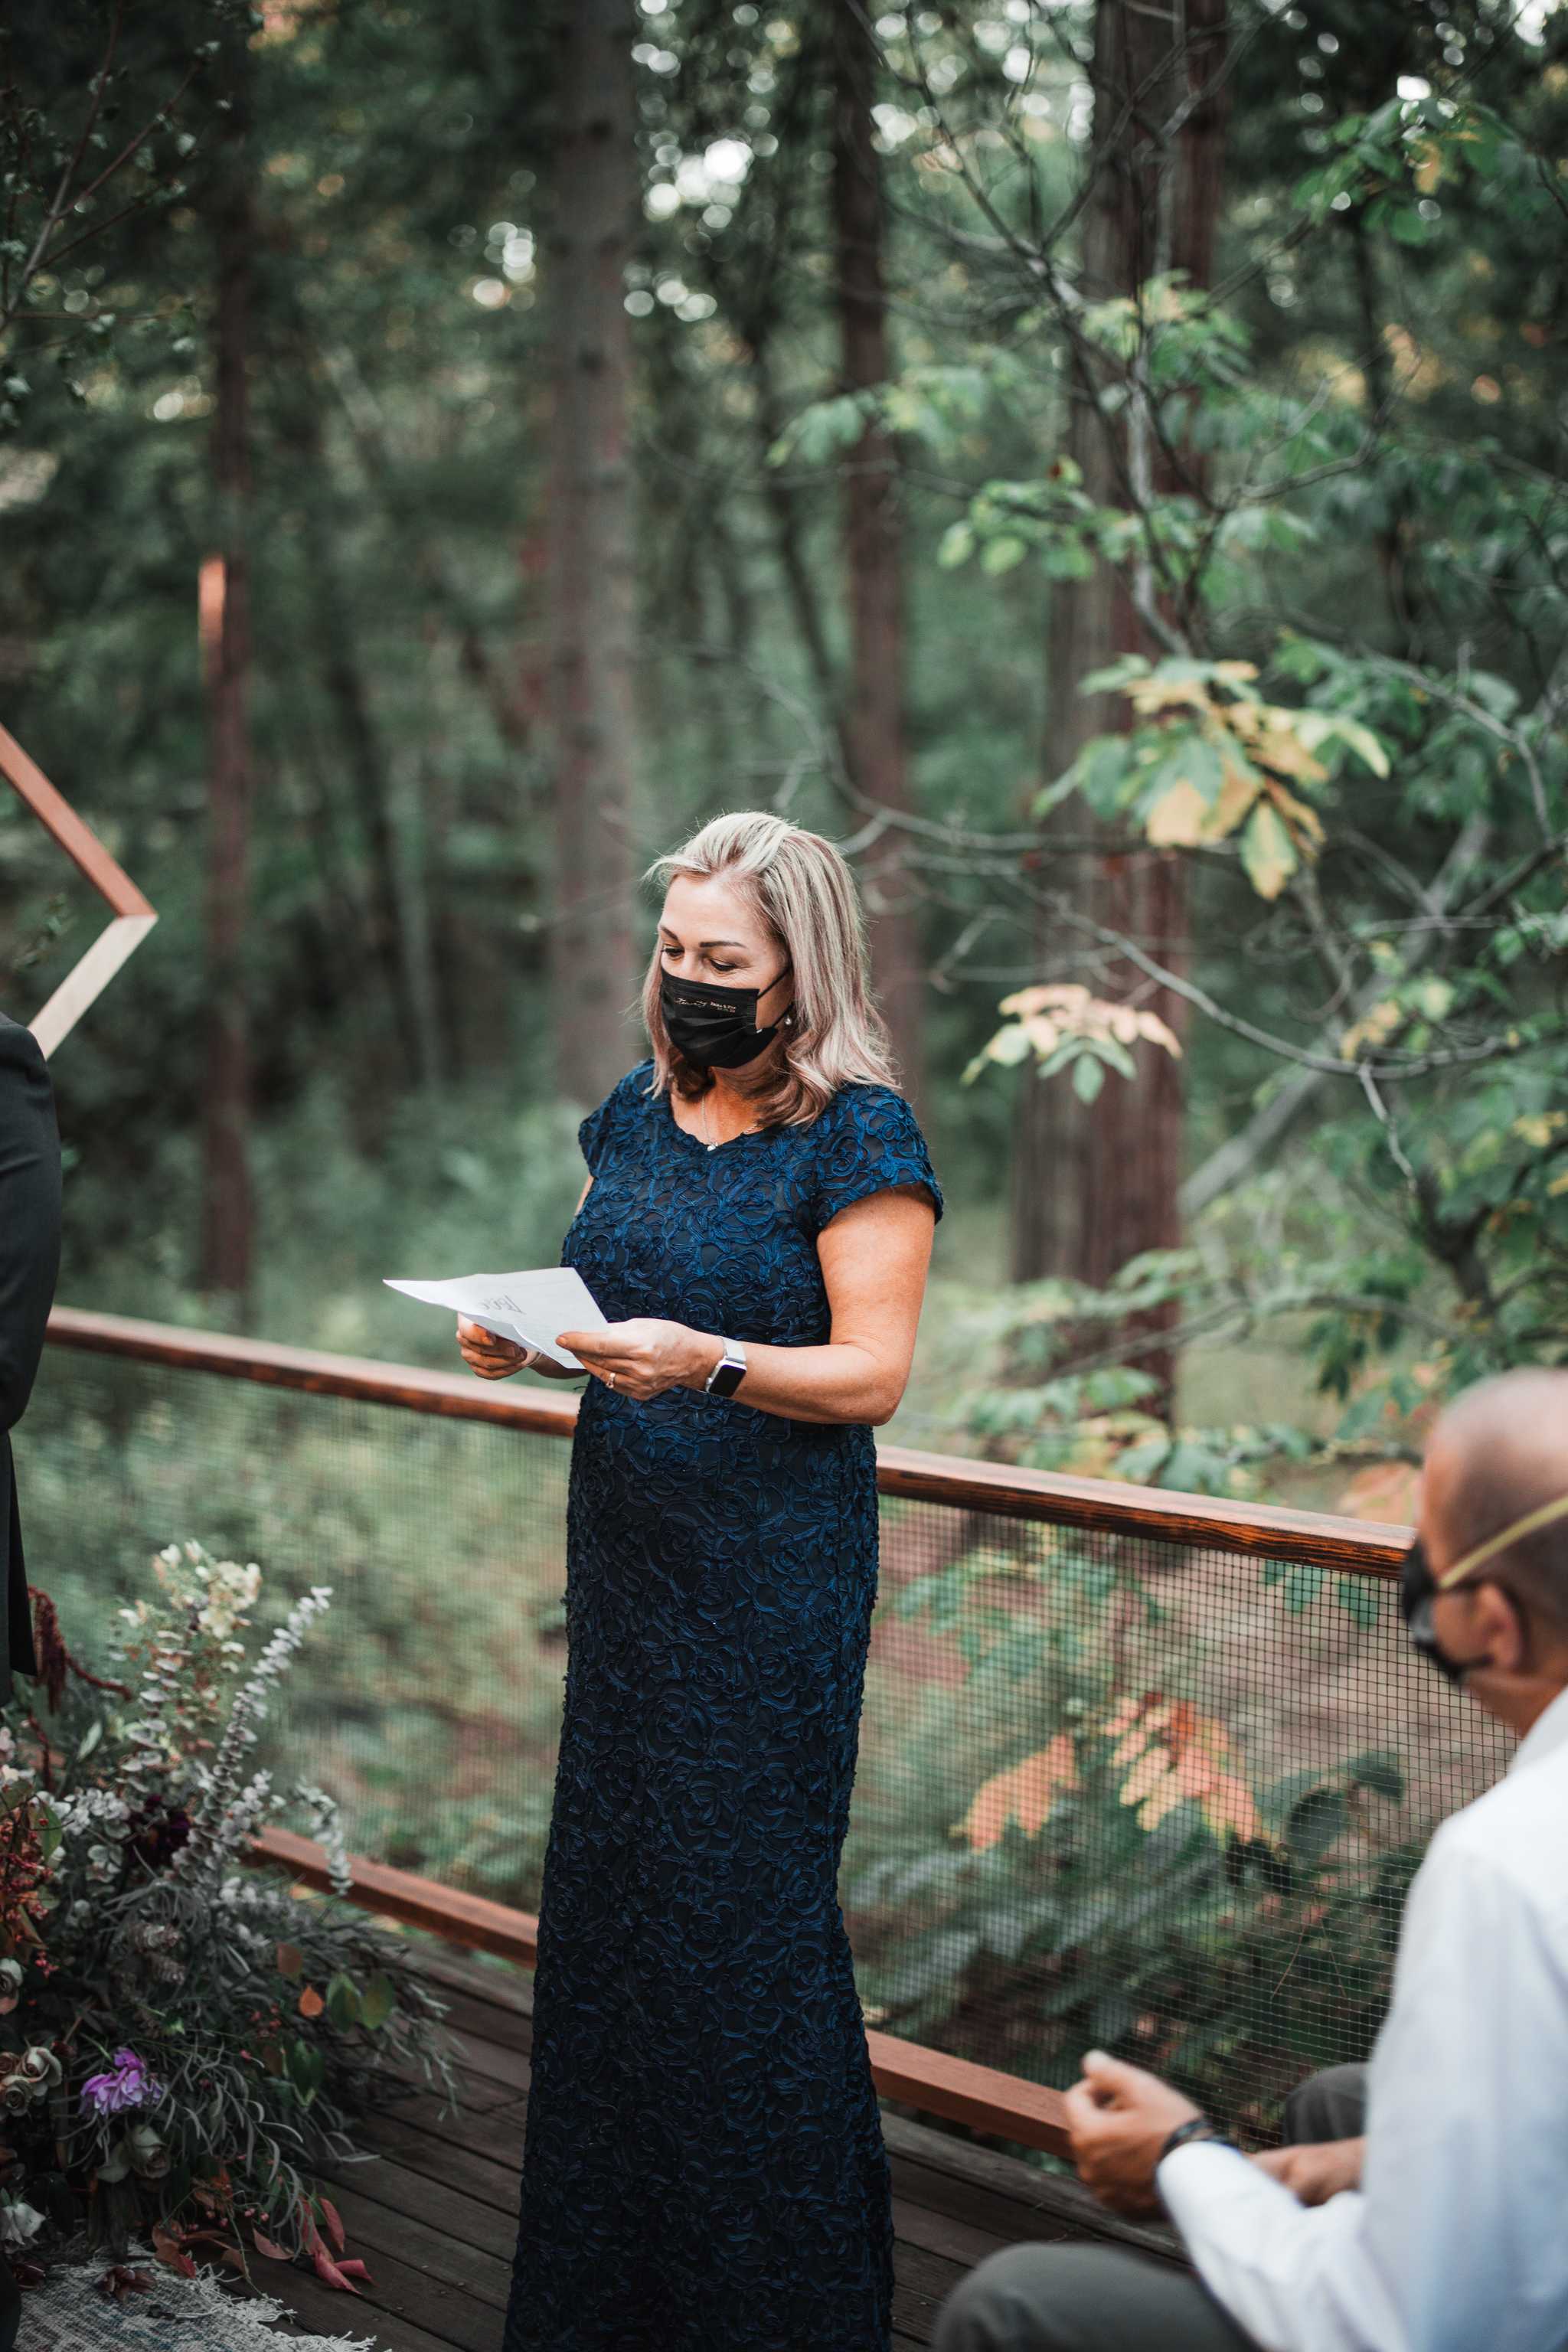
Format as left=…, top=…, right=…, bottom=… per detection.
left=16, top=2262, right=384, bottom=2352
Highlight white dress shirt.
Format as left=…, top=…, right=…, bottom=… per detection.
left=1157, top=1684, right=1568, bottom=2352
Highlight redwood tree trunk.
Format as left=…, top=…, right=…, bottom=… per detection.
left=200, top=24, right=255, bottom=1315
left=1013, top=0, right=1229, bottom=1405
left=546, top=0, right=640, bottom=1107
left=829, top=3, right=924, bottom=1103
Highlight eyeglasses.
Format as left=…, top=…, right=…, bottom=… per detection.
left=1401, top=1491, right=1568, bottom=1684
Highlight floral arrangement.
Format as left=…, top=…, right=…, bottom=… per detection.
left=0, top=1544, right=456, bottom=2295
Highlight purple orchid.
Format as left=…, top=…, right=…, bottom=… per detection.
left=81, top=2048, right=159, bottom=2117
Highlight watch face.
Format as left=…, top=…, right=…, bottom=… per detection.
left=707, top=1357, right=746, bottom=1397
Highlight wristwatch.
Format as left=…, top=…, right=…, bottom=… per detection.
left=704, top=1338, right=748, bottom=1399
left=1158, top=2117, right=1238, bottom=2165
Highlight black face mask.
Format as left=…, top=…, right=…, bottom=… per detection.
left=660, top=966, right=790, bottom=1071
left=1400, top=1537, right=1493, bottom=1687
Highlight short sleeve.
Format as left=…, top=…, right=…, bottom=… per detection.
left=811, top=1085, right=943, bottom=1236
left=577, top=1063, right=649, bottom=1177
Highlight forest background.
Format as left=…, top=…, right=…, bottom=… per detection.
left=3, top=0, right=1567, bottom=1512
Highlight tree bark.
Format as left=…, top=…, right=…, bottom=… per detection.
left=284, top=394, right=439, bottom=1089
left=199, top=23, right=255, bottom=1317
left=1013, top=0, right=1229, bottom=1406
left=545, top=0, right=640, bottom=1107
left=828, top=2, right=924, bottom=1104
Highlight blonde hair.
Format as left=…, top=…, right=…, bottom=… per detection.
left=642, top=812, right=900, bottom=1126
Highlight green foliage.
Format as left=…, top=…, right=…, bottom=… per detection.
left=848, top=1546, right=1429, bottom=2131
left=0, top=1545, right=456, bottom=2269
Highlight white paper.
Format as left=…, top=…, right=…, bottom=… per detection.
left=384, top=1267, right=608, bottom=1372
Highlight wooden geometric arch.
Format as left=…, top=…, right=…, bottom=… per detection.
left=0, top=720, right=157, bottom=1059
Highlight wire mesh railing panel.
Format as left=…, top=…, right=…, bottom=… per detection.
left=848, top=1498, right=1510, bottom=2135
left=23, top=1351, right=569, bottom=1908
left=27, top=1342, right=1507, bottom=2138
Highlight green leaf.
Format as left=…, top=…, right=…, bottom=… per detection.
left=1349, top=1749, right=1404, bottom=1802
left=1328, top=716, right=1390, bottom=777
left=1080, top=655, right=1152, bottom=694
left=285, top=2039, right=325, bottom=2104
left=1286, top=1786, right=1348, bottom=1865
left=1076, top=734, right=1135, bottom=818
left=1283, top=1563, right=1325, bottom=1614
left=937, top=521, right=975, bottom=570
left=325, top=1973, right=362, bottom=2030
left=1092, top=1036, right=1138, bottom=1082
left=360, top=1972, right=397, bottom=2032
left=980, top=533, right=1028, bottom=575
left=1041, top=538, right=1095, bottom=580
left=767, top=391, right=867, bottom=468
left=1113, top=1435, right=1171, bottom=1484
left=1337, top=1576, right=1380, bottom=1632
left=1071, top=1053, right=1106, bottom=1105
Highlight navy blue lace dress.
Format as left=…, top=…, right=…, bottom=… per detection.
left=501, top=1064, right=942, bottom=2352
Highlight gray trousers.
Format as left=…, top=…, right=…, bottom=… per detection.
left=933, top=2066, right=1367, bottom=2352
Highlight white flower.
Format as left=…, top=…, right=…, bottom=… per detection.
left=0, top=2199, right=44, bottom=2247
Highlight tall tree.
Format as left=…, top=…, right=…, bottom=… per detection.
left=546, top=0, right=640, bottom=1106
left=199, top=15, right=255, bottom=1315
left=1011, top=0, right=1230, bottom=1383
left=828, top=2, right=924, bottom=1103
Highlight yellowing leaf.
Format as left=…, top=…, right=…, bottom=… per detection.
left=956, top=1735, right=1078, bottom=1851
left=1102, top=1695, right=1266, bottom=1845
left=1134, top=1010, right=1183, bottom=1057
left=1204, top=760, right=1259, bottom=841
left=1252, top=717, right=1330, bottom=786
left=1126, top=675, right=1213, bottom=716
left=1341, top=1000, right=1403, bottom=1057
left=1264, top=779, right=1325, bottom=846
left=1000, top=983, right=1091, bottom=1019
left=1240, top=801, right=1298, bottom=898
left=298, top=1985, right=325, bottom=2020
left=1550, top=1171, right=1568, bottom=1197
left=1146, top=779, right=1211, bottom=848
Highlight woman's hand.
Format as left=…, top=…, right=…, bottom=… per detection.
left=557, top=1319, right=716, bottom=1401
left=456, top=1316, right=532, bottom=1381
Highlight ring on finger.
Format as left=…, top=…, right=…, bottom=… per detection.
left=606, top=1370, right=617, bottom=1391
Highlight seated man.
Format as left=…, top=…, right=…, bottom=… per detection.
left=936, top=1367, right=1568, bottom=2352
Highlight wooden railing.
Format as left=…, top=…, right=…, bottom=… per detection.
left=42, top=1305, right=1415, bottom=2157
left=44, top=1307, right=1410, bottom=1570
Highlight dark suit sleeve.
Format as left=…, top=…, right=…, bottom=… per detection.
left=0, top=1020, right=63, bottom=1433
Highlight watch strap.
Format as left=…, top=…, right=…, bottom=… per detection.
left=1158, top=2117, right=1237, bottom=2166
left=704, top=1340, right=747, bottom=1397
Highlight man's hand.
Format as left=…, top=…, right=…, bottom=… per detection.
left=1063, top=2050, right=1203, bottom=2218
left=557, top=1319, right=717, bottom=1401
left=1253, top=2138, right=1365, bottom=2207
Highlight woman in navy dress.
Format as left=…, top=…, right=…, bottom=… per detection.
left=459, top=812, right=941, bottom=2352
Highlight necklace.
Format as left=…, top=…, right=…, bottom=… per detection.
left=699, top=1089, right=753, bottom=1152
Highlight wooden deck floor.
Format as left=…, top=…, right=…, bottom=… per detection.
left=266, top=1951, right=1184, bottom=2350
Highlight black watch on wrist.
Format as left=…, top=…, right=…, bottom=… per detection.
left=1158, top=2117, right=1237, bottom=2166
left=704, top=1339, right=747, bottom=1399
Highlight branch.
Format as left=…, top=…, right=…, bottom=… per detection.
left=1020, top=876, right=1562, bottom=1083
